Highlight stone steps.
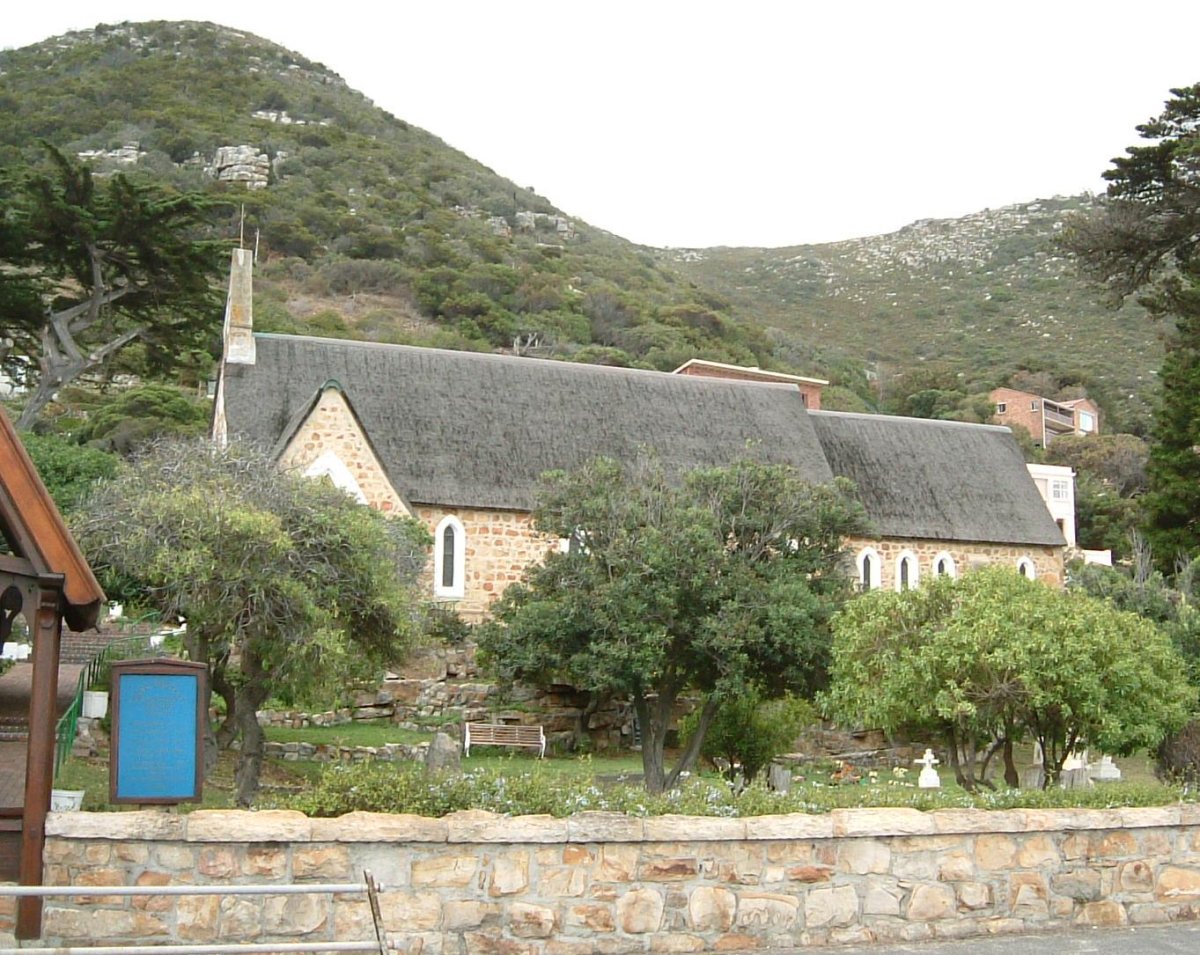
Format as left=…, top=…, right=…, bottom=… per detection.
left=0, top=717, right=28, bottom=742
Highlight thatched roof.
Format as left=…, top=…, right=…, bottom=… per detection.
left=220, top=336, right=833, bottom=510
left=811, top=411, right=1065, bottom=546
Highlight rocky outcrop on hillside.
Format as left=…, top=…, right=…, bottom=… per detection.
left=76, top=142, right=143, bottom=165
left=206, top=145, right=270, bottom=188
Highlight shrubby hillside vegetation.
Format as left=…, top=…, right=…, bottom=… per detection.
left=0, top=21, right=1159, bottom=427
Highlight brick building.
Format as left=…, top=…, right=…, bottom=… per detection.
left=672, top=359, right=826, bottom=409
left=212, top=253, right=1065, bottom=619
left=989, top=387, right=1100, bottom=447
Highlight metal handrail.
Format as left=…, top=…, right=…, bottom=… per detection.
left=53, top=627, right=185, bottom=776
left=1, top=882, right=363, bottom=897
left=1, top=941, right=379, bottom=954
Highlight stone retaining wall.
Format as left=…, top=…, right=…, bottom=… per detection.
left=258, top=644, right=640, bottom=752
left=33, top=806, right=1200, bottom=951
left=264, top=740, right=429, bottom=763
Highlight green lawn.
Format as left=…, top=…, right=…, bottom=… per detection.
left=53, top=744, right=648, bottom=812
left=461, top=750, right=645, bottom=778
left=265, top=720, right=431, bottom=747
left=53, top=751, right=311, bottom=812
left=262, top=721, right=646, bottom=777
left=52, top=732, right=1165, bottom=815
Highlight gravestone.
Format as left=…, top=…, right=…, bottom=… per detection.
left=915, top=748, right=941, bottom=789
left=1020, top=765, right=1046, bottom=790
left=1090, top=755, right=1122, bottom=782
left=767, top=764, right=792, bottom=794
left=1060, top=749, right=1092, bottom=790
left=425, top=731, right=461, bottom=773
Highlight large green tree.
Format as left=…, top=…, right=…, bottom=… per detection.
left=0, top=146, right=226, bottom=428
left=1062, top=83, right=1200, bottom=567
left=823, top=567, right=1193, bottom=789
left=1045, top=433, right=1149, bottom=558
left=478, top=456, right=865, bottom=794
left=71, top=439, right=431, bottom=805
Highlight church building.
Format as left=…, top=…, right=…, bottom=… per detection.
left=212, top=252, right=1065, bottom=620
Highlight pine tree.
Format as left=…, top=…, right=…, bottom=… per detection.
left=1062, top=83, right=1200, bottom=565
left=1143, top=294, right=1200, bottom=564
left=1, top=145, right=226, bottom=427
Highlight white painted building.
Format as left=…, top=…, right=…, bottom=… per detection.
left=1025, top=462, right=1112, bottom=566
left=1026, top=463, right=1076, bottom=547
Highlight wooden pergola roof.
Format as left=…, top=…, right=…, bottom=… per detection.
left=0, top=409, right=106, bottom=938
left=0, top=411, right=104, bottom=631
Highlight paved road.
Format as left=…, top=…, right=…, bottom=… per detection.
left=807, top=922, right=1200, bottom=954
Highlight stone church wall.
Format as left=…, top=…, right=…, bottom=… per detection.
left=277, top=388, right=410, bottom=515
left=414, top=506, right=557, bottom=623
left=846, top=537, right=1064, bottom=590
left=270, top=381, right=1067, bottom=616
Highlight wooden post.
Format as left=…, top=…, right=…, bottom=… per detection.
left=17, top=584, right=63, bottom=940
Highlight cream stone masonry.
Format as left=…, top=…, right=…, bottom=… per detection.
left=270, top=384, right=559, bottom=620
left=416, top=506, right=560, bottom=622
left=35, top=806, right=1200, bottom=951
left=277, top=387, right=410, bottom=517
left=847, top=536, right=1064, bottom=590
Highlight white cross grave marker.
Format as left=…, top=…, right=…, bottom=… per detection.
left=915, top=748, right=941, bottom=789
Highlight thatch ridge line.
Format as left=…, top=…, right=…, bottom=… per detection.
left=811, top=409, right=1013, bottom=434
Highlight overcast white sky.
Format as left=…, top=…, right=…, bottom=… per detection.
left=5, top=2, right=1200, bottom=249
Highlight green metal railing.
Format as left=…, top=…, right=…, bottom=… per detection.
left=53, top=624, right=185, bottom=776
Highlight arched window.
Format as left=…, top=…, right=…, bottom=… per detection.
left=1017, top=557, right=1036, bottom=581
left=433, top=515, right=466, bottom=599
left=932, top=552, right=957, bottom=579
left=895, top=551, right=919, bottom=592
left=857, top=547, right=881, bottom=591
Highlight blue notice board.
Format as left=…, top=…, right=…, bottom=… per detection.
left=110, top=660, right=206, bottom=804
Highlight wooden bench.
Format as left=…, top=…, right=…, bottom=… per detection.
left=463, top=722, right=546, bottom=758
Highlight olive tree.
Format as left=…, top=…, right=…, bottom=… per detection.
left=72, top=438, right=430, bottom=804
left=823, top=567, right=1194, bottom=788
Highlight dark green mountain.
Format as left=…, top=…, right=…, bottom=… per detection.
left=0, top=21, right=1160, bottom=427
left=0, top=20, right=770, bottom=375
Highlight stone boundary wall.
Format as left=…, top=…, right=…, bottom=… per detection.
left=28, top=806, right=1200, bottom=951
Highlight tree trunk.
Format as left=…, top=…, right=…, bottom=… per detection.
left=18, top=294, right=139, bottom=429
left=233, top=650, right=271, bottom=807
left=634, top=695, right=668, bottom=794
left=1003, top=736, right=1019, bottom=789
left=962, top=733, right=979, bottom=790
left=663, top=696, right=719, bottom=791
left=209, top=661, right=238, bottom=751
left=976, top=737, right=1003, bottom=792
left=15, top=380, right=59, bottom=431
left=1038, top=733, right=1059, bottom=790
left=946, top=727, right=970, bottom=790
